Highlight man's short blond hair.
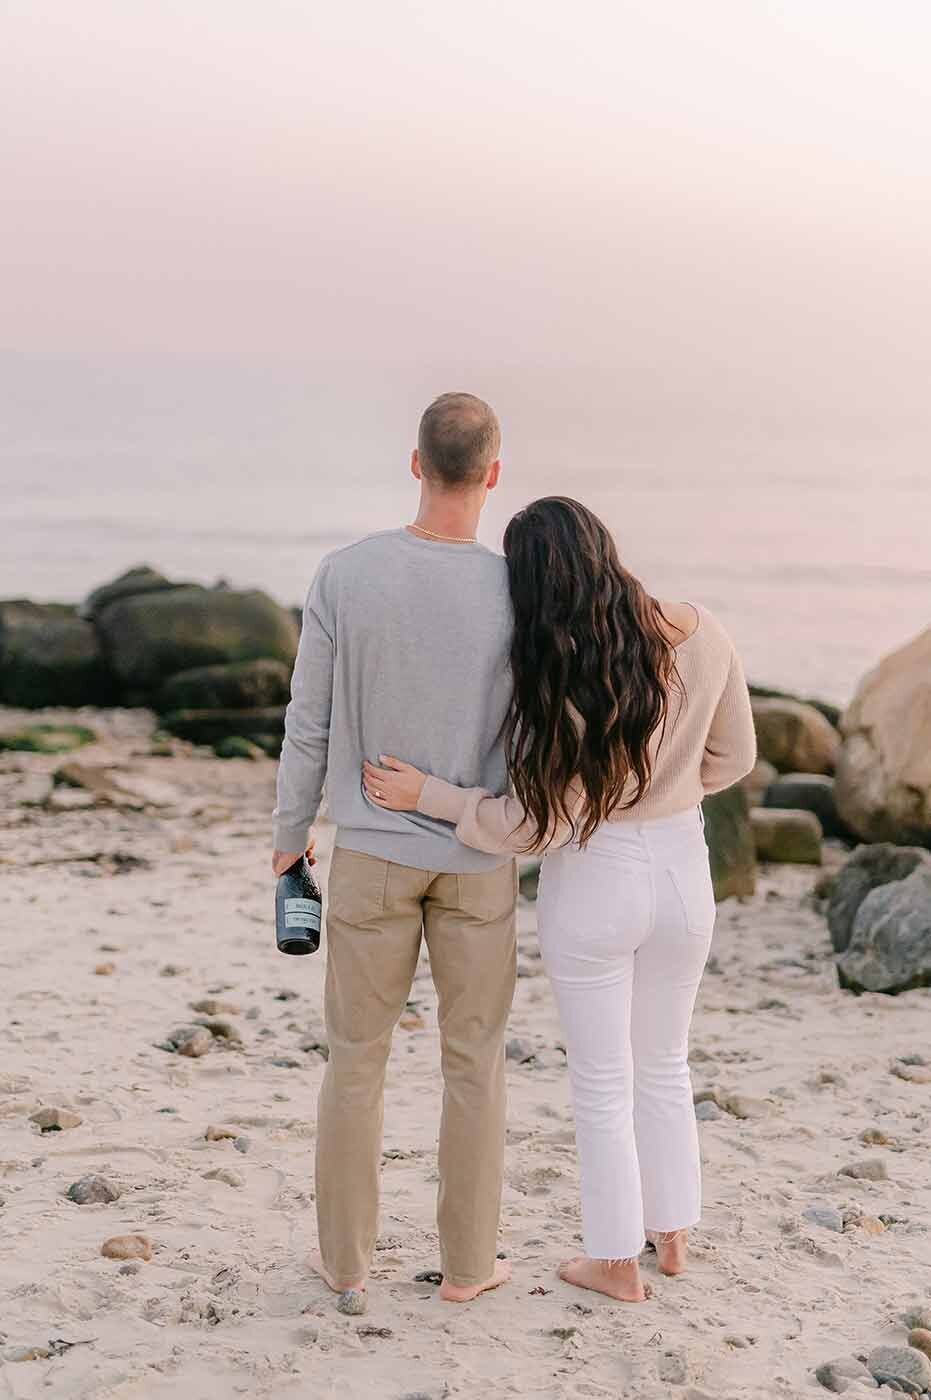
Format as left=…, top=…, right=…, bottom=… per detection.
left=418, top=392, right=501, bottom=489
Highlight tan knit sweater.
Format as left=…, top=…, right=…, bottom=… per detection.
left=417, top=604, right=757, bottom=854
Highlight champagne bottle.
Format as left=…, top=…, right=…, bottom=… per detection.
left=275, top=856, right=322, bottom=955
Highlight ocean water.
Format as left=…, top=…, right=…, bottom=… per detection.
left=2, top=354, right=928, bottom=708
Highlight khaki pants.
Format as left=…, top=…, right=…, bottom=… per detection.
left=315, top=847, right=518, bottom=1288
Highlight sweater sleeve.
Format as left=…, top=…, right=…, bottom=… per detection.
left=700, top=646, right=757, bottom=795
left=418, top=775, right=583, bottom=856
left=273, top=564, right=335, bottom=851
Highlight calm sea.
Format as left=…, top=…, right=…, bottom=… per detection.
left=2, top=354, right=928, bottom=708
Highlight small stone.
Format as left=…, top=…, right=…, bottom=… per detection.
left=804, top=1204, right=844, bottom=1234
left=839, top=1158, right=888, bottom=1181
left=30, top=1106, right=82, bottom=1133
left=94, top=962, right=116, bottom=976
left=190, top=998, right=240, bottom=1016
left=101, top=1233, right=152, bottom=1261
left=414, top=1270, right=444, bottom=1285
left=357, top=1324, right=393, bottom=1338
left=860, top=1127, right=895, bottom=1147
left=203, top=1167, right=244, bottom=1188
left=270, top=1056, right=302, bottom=1069
left=506, top=1038, right=536, bottom=1064
left=119, top=1262, right=140, bottom=1275
left=867, top=1344, right=931, bottom=1394
left=205, top=1123, right=238, bottom=1141
left=904, top=1308, right=931, bottom=1332
left=233, top=1137, right=249, bottom=1154
left=816, top=1357, right=875, bottom=1392
left=67, top=1174, right=120, bottom=1204
left=3, top=1345, right=52, bottom=1362
left=158, top=1025, right=212, bottom=1057
left=336, top=1289, right=367, bottom=1316
left=550, top=1326, right=578, bottom=1341
left=195, top=1016, right=242, bottom=1044
left=892, top=1060, right=931, bottom=1085
left=399, top=1010, right=425, bottom=1031
left=908, top=1329, right=931, bottom=1361
left=856, top=1215, right=886, bottom=1236
left=695, top=1100, right=723, bottom=1122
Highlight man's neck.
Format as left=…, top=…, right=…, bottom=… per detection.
left=409, top=492, right=483, bottom=543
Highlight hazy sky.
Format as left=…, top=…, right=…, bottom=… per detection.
left=4, top=0, right=931, bottom=427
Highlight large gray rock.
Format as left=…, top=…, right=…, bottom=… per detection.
left=827, top=844, right=931, bottom=953
left=751, top=807, right=823, bottom=864
left=155, top=659, right=292, bottom=714
left=837, top=863, right=931, bottom=994
left=702, top=785, right=757, bottom=900
left=764, top=773, right=850, bottom=840
left=751, top=698, right=841, bottom=775
left=866, top=1343, right=931, bottom=1394
left=835, top=626, right=931, bottom=847
left=80, top=565, right=184, bottom=621
left=0, top=601, right=115, bottom=708
left=96, top=586, right=298, bottom=697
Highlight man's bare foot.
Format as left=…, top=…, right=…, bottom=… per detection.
left=645, top=1229, right=688, bottom=1276
left=439, top=1259, right=512, bottom=1302
left=558, top=1255, right=651, bottom=1302
left=309, top=1250, right=366, bottom=1294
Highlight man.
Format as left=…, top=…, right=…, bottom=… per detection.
left=272, top=392, right=516, bottom=1305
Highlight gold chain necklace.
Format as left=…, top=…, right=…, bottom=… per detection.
left=408, top=523, right=477, bottom=544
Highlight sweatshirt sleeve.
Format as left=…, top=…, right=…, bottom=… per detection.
left=273, top=564, right=335, bottom=851
left=418, top=775, right=583, bottom=855
left=700, top=646, right=757, bottom=795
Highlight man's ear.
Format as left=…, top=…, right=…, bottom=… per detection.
left=411, top=449, right=422, bottom=482
left=486, top=459, right=501, bottom=490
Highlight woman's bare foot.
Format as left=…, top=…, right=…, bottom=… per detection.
left=645, top=1229, right=688, bottom=1276
left=309, top=1250, right=366, bottom=1294
left=557, top=1255, right=651, bottom=1302
left=439, top=1259, right=512, bottom=1302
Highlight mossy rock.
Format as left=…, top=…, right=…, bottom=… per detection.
left=0, top=723, right=97, bottom=754
left=750, top=807, right=823, bottom=864
left=96, top=586, right=298, bottom=698
left=0, top=600, right=117, bottom=708
left=749, top=684, right=842, bottom=730
left=214, top=736, right=266, bottom=760
left=702, top=785, right=757, bottom=900
left=156, top=659, right=292, bottom=714
left=161, top=706, right=286, bottom=746
left=81, top=565, right=186, bottom=621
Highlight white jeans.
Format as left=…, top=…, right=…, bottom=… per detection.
left=537, top=806, right=715, bottom=1260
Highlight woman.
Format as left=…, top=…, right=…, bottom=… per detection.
left=362, top=497, right=756, bottom=1303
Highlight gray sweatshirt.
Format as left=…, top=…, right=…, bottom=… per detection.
left=273, top=528, right=513, bottom=873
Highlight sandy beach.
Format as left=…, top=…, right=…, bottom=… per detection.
left=0, top=707, right=928, bottom=1399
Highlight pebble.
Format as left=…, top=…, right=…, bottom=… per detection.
left=867, top=1344, right=931, bottom=1394
left=908, top=1329, right=931, bottom=1361
left=357, top=1324, right=393, bottom=1339
left=119, top=1262, right=140, bottom=1275
left=903, top=1308, right=931, bottom=1331
left=891, top=1060, right=931, bottom=1085
left=233, top=1137, right=250, bottom=1154
left=804, top=1204, right=844, bottom=1233
left=506, top=1038, right=536, bottom=1064
left=205, top=1123, right=239, bottom=1141
left=860, top=1127, right=896, bottom=1148
left=30, top=1107, right=82, bottom=1133
left=190, top=998, right=240, bottom=1015
left=101, top=1233, right=152, bottom=1262
left=67, top=1174, right=121, bottom=1205
left=815, top=1357, right=875, bottom=1392
left=695, top=1100, right=724, bottom=1122
left=3, top=1345, right=52, bottom=1362
left=203, top=1167, right=244, bottom=1188
left=94, top=962, right=116, bottom=976
left=158, top=1025, right=212, bottom=1057
left=336, top=1289, right=367, bottom=1316
left=195, top=1016, right=242, bottom=1045
left=839, top=1158, right=888, bottom=1181
left=853, top=1215, right=886, bottom=1237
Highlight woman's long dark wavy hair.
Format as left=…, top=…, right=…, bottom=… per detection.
left=503, top=496, right=682, bottom=849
